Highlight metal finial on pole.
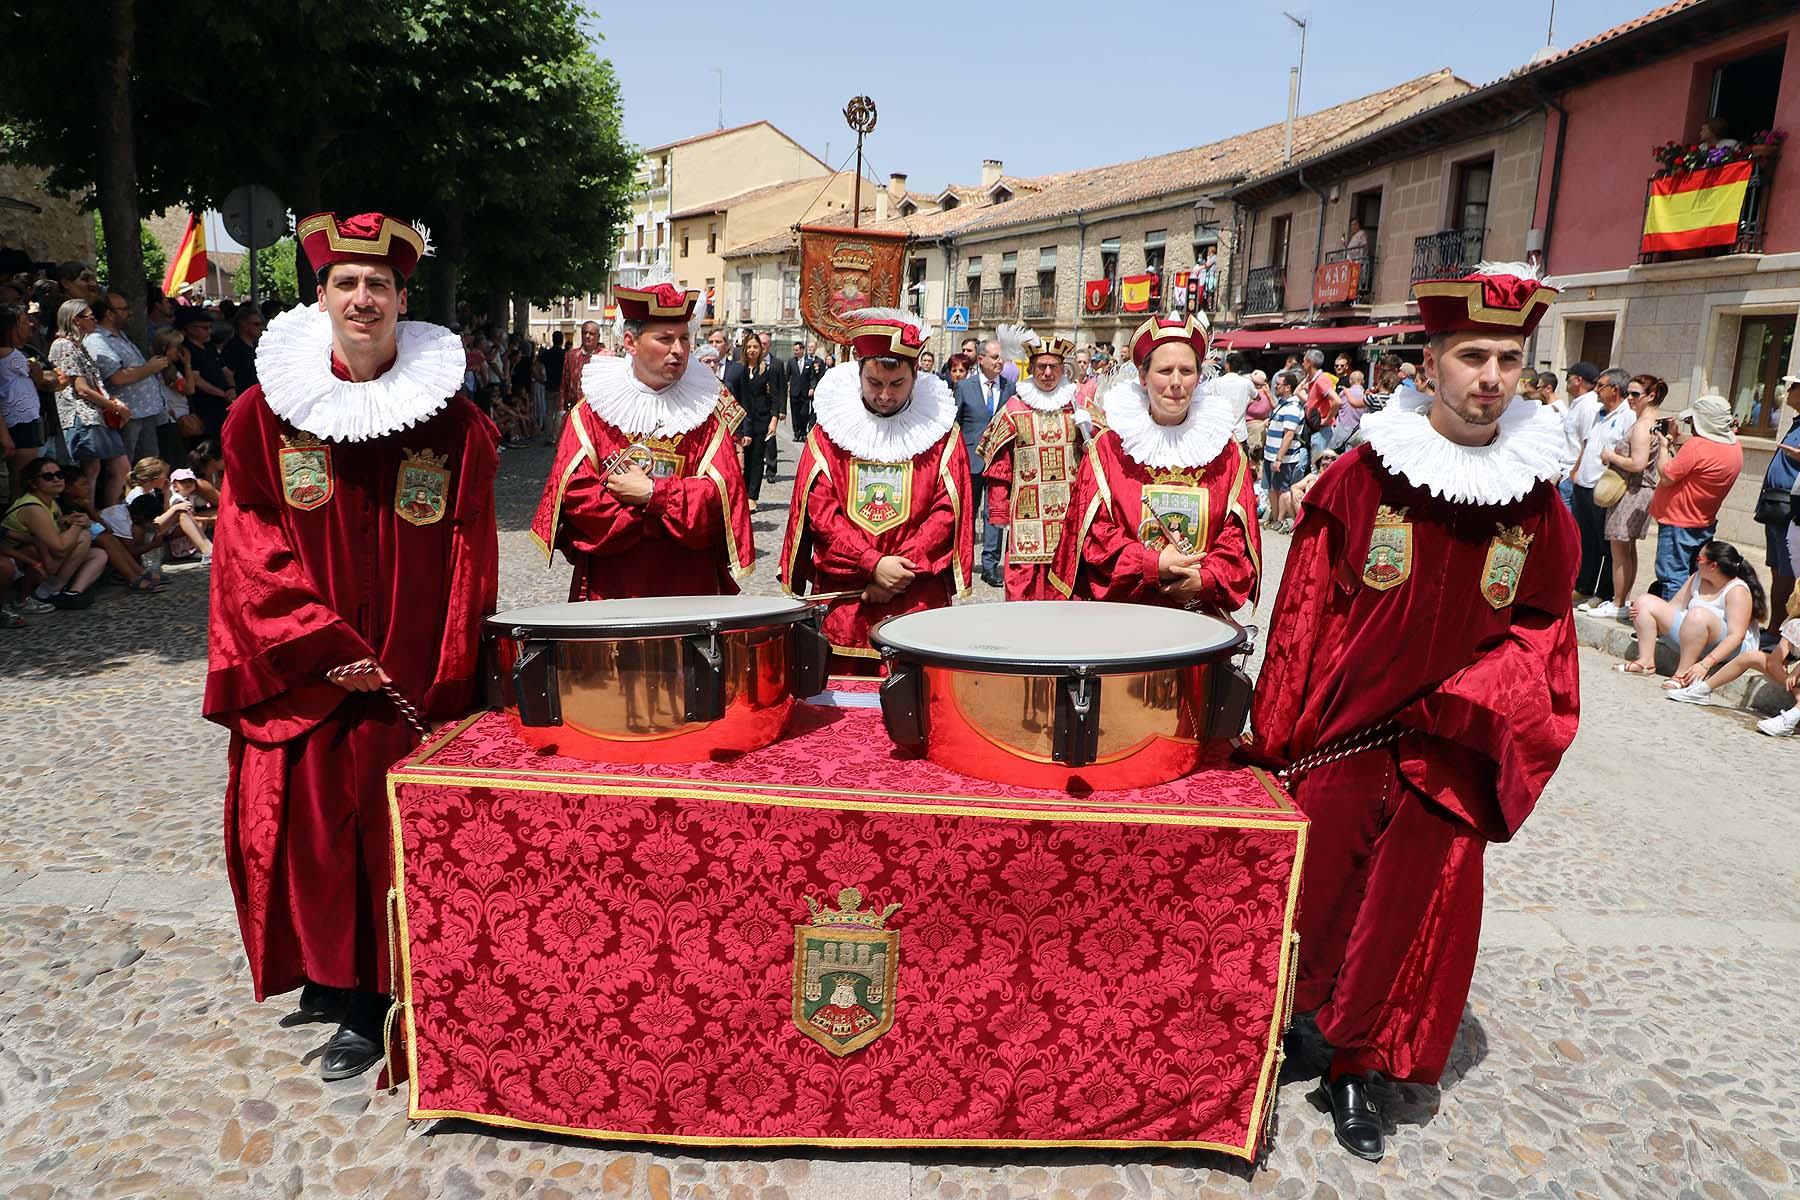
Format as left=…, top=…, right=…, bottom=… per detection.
left=844, top=96, right=877, bottom=229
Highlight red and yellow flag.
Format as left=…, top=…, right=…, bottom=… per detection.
left=162, top=213, right=208, bottom=295
left=1119, top=273, right=1157, bottom=313
left=1082, top=279, right=1110, bottom=313
left=1641, top=161, right=1752, bottom=254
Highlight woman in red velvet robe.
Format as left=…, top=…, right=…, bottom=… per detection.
left=1049, top=315, right=1259, bottom=614
left=205, top=210, right=498, bottom=1082
left=1248, top=266, right=1579, bottom=1161
left=780, top=312, right=973, bottom=674
left=530, top=287, right=753, bottom=598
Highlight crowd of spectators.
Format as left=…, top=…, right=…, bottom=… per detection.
left=1, top=259, right=243, bottom=628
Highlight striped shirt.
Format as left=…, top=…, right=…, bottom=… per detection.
left=1265, top=397, right=1308, bottom=465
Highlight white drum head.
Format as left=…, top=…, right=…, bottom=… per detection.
left=490, top=595, right=812, bottom=638
left=872, top=601, right=1242, bottom=671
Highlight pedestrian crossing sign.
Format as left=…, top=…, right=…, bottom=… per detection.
left=945, top=306, right=970, bottom=331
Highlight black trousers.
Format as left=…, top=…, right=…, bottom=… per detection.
left=1570, top=483, right=1613, bottom=600
left=742, top=412, right=772, bottom=500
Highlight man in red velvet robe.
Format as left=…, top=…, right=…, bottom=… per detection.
left=780, top=309, right=973, bottom=674
left=978, top=325, right=1090, bottom=601
left=206, top=211, right=498, bottom=1082
left=1248, top=266, right=1580, bottom=1161
left=1049, top=314, right=1259, bottom=614
left=531, top=282, right=754, bottom=598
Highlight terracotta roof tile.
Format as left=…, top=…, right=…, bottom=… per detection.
left=669, top=174, right=877, bottom=219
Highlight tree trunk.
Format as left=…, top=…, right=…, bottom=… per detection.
left=511, top=295, right=529, bottom=337
left=486, top=290, right=508, bottom=330
left=96, top=0, right=145, bottom=343
left=290, top=124, right=328, bottom=306
left=430, top=203, right=464, bottom=327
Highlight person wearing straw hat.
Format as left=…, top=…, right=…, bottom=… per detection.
left=205, top=211, right=499, bottom=1081
left=1249, top=264, right=1580, bottom=1161
left=1647, top=391, right=1744, bottom=601
left=780, top=308, right=973, bottom=674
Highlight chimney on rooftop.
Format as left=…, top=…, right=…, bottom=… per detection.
left=888, top=173, right=908, bottom=204
left=876, top=187, right=889, bottom=222
left=981, top=159, right=1003, bottom=189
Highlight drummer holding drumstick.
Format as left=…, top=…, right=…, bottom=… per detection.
left=1048, top=314, right=1260, bottom=615
left=780, top=309, right=974, bottom=674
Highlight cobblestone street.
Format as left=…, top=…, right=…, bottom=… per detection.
left=2, top=441, right=1797, bottom=1200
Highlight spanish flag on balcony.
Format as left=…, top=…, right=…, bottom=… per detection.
left=1641, top=161, right=1753, bottom=254
left=1119, top=273, right=1157, bottom=313
left=162, top=213, right=208, bottom=295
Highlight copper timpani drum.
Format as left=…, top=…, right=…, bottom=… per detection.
left=871, top=601, right=1252, bottom=790
left=486, top=597, right=829, bottom=764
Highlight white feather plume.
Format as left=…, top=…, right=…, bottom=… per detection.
left=995, top=322, right=1038, bottom=361
left=1473, top=260, right=1541, bottom=281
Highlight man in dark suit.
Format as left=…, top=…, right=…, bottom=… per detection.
left=787, top=338, right=823, bottom=442
left=757, top=332, right=788, bottom=480
left=953, top=336, right=1015, bottom=587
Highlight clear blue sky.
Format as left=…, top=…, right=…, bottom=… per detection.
left=586, top=0, right=1659, bottom=189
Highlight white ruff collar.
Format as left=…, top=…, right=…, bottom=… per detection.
left=1359, top=388, right=1567, bottom=505
left=1102, top=377, right=1236, bottom=469
left=256, top=305, right=463, bottom=443
left=583, top=353, right=719, bottom=438
left=1015, top=378, right=1078, bottom=413
left=811, top=362, right=956, bottom=462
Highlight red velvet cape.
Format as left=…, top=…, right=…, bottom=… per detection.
left=779, top=424, right=974, bottom=669
left=530, top=401, right=754, bottom=600
left=977, top=396, right=1085, bottom=601
left=205, top=379, right=499, bottom=1001
left=1247, top=444, right=1580, bottom=1081
left=1048, top=430, right=1260, bottom=614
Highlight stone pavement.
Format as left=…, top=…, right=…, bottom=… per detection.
left=1, top=439, right=1797, bottom=1200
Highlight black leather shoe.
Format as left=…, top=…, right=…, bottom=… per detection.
left=980, top=570, right=1002, bottom=588
left=1327, top=1073, right=1385, bottom=1161
left=319, top=1025, right=384, bottom=1081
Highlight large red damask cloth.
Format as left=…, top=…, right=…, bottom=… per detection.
left=386, top=694, right=1305, bottom=1156
left=1049, top=431, right=1260, bottom=613
left=1247, top=445, right=1579, bottom=1083
left=530, top=402, right=754, bottom=599
left=206, top=382, right=498, bottom=1001
left=779, top=428, right=973, bottom=672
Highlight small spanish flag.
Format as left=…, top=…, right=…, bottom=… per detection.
left=1119, top=273, right=1157, bottom=313
left=1641, top=160, right=1752, bottom=254
left=163, top=213, right=209, bottom=295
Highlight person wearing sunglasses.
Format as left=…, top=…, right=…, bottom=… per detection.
left=1, top=456, right=107, bottom=609
left=1590, top=375, right=1667, bottom=617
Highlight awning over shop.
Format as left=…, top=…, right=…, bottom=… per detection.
left=1213, top=322, right=1424, bottom=350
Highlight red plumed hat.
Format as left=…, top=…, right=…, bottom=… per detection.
left=1412, top=265, right=1559, bottom=337
left=843, top=307, right=930, bottom=362
left=297, top=212, right=427, bottom=281
left=614, top=283, right=700, bottom=323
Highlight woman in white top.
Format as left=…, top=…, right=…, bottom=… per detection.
left=1618, top=539, right=1765, bottom=684
left=1664, top=584, right=1800, bottom=733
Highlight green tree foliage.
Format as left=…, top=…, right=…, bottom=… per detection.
left=233, top=237, right=301, bottom=305
left=91, top=215, right=167, bottom=291
left=2, top=0, right=633, bottom=326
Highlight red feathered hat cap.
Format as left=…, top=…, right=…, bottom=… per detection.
left=614, top=283, right=700, bottom=323
left=846, top=315, right=928, bottom=362
left=1129, top=314, right=1208, bottom=370
left=1412, top=269, right=1559, bottom=337
left=297, top=212, right=426, bottom=281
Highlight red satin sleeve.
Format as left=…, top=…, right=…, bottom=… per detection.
left=1397, top=604, right=1581, bottom=843
left=897, top=441, right=969, bottom=574
left=423, top=412, right=500, bottom=717
left=1245, top=501, right=1341, bottom=767
left=1196, top=502, right=1257, bottom=612
left=643, top=471, right=725, bottom=550
left=557, top=453, right=650, bottom=558
left=203, top=405, right=372, bottom=743
left=1076, top=463, right=1162, bottom=603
